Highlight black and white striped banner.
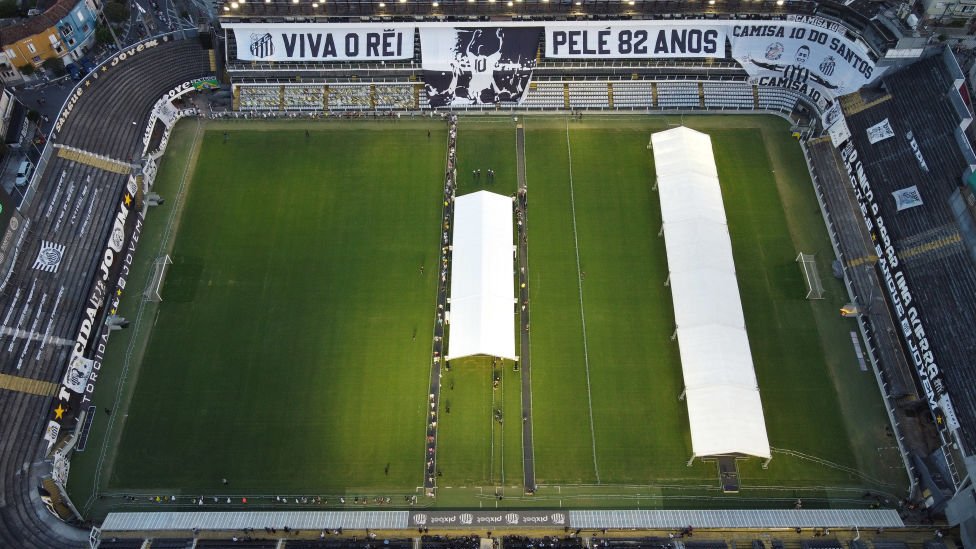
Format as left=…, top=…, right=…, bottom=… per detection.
left=33, top=240, right=66, bottom=273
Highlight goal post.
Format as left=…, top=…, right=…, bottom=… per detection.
left=145, top=255, right=173, bottom=302
left=796, top=252, right=824, bottom=300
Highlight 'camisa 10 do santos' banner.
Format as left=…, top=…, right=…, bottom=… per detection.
left=229, top=24, right=415, bottom=61
left=421, top=27, right=541, bottom=107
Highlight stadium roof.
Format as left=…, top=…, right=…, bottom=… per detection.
left=651, top=126, right=770, bottom=460
left=446, top=190, right=516, bottom=362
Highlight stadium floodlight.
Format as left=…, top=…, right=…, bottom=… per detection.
left=776, top=0, right=783, bottom=4
left=222, top=5, right=229, bottom=9
left=230, top=1, right=238, bottom=7
left=507, top=1, right=512, bottom=5
left=378, top=2, right=385, bottom=6
left=432, top=1, right=438, bottom=6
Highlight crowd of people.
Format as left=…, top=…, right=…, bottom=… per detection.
left=424, top=114, right=459, bottom=491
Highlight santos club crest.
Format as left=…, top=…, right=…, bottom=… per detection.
left=250, top=33, right=274, bottom=59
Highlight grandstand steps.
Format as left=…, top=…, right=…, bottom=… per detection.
left=563, top=83, right=570, bottom=109
left=698, top=82, right=705, bottom=108
left=753, top=85, right=760, bottom=110
left=370, top=84, right=377, bottom=110
left=40, top=478, right=74, bottom=522
left=208, top=50, right=216, bottom=72
left=324, top=85, right=329, bottom=110
left=839, top=92, right=891, bottom=116
left=414, top=84, right=421, bottom=110
left=55, top=145, right=133, bottom=175
left=278, top=85, right=285, bottom=110
left=607, top=83, right=614, bottom=108
left=232, top=85, right=240, bottom=111
left=0, top=372, right=58, bottom=397
left=652, top=82, right=658, bottom=108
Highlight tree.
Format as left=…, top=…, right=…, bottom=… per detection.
left=95, top=24, right=113, bottom=45
left=103, top=1, right=128, bottom=23
left=42, top=57, right=66, bottom=77
left=17, top=64, right=35, bottom=77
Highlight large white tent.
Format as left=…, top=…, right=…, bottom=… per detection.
left=446, top=190, right=517, bottom=362
left=651, top=126, right=771, bottom=461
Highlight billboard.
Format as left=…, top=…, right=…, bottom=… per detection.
left=545, top=23, right=726, bottom=59
left=421, top=27, right=541, bottom=107
left=729, top=19, right=882, bottom=109
left=229, top=24, right=415, bottom=62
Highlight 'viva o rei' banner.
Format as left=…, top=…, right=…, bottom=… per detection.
left=228, top=24, right=415, bottom=62
left=421, top=27, right=541, bottom=107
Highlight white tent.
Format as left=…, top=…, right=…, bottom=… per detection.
left=651, top=126, right=771, bottom=461
left=446, top=190, right=517, bottom=361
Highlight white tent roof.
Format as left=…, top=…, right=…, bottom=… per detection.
left=447, top=191, right=517, bottom=361
left=652, top=126, right=771, bottom=460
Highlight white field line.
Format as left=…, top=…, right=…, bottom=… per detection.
left=565, top=121, right=600, bottom=484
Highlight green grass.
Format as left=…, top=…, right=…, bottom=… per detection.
left=68, top=115, right=905, bottom=517
left=105, top=122, right=446, bottom=493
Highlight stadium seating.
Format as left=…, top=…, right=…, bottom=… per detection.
left=240, top=85, right=282, bottom=110
left=149, top=539, right=195, bottom=548
left=374, top=85, right=415, bottom=110
left=421, top=535, right=480, bottom=549
left=287, top=539, right=413, bottom=548
left=703, top=82, right=755, bottom=110
left=568, top=82, right=610, bottom=109
left=329, top=85, right=373, bottom=110
left=593, top=537, right=675, bottom=548
left=283, top=86, right=326, bottom=110
left=96, top=539, right=145, bottom=549
left=656, top=82, right=700, bottom=109
left=756, top=88, right=800, bottom=114
left=196, top=540, right=278, bottom=548
left=504, top=535, right=584, bottom=548
left=612, top=82, right=654, bottom=109
left=841, top=54, right=976, bottom=453
left=0, top=35, right=211, bottom=549
left=521, top=82, right=565, bottom=109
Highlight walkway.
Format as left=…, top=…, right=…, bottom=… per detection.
left=515, top=123, right=536, bottom=493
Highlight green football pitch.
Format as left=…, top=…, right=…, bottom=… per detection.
left=68, top=115, right=906, bottom=517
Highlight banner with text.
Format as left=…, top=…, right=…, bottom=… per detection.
left=421, top=27, right=541, bottom=107
left=545, top=24, right=726, bottom=59
left=839, top=140, right=960, bottom=445
left=230, top=24, right=415, bottom=62
left=730, top=18, right=882, bottom=109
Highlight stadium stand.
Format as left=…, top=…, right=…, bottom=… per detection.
left=592, top=538, right=675, bottom=548
left=286, top=539, right=412, bottom=548
left=503, top=535, right=584, bottom=549
left=96, top=539, right=145, bottom=549
left=149, top=539, right=196, bottom=549
left=421, top=535, right=480, bottom=549
left=842, top=52, right=976, bottom=457
left=0, top=35, right=211, bottom=548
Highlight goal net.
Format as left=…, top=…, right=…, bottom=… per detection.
left=145, top=255, right=173, bottom=302
left=796, top=253, right=824, bottom=300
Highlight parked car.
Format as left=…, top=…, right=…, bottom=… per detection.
left=15, top=159, right=33, bottom=187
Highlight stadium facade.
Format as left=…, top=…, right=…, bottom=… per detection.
left=3, top=0, right=976, bottom=546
